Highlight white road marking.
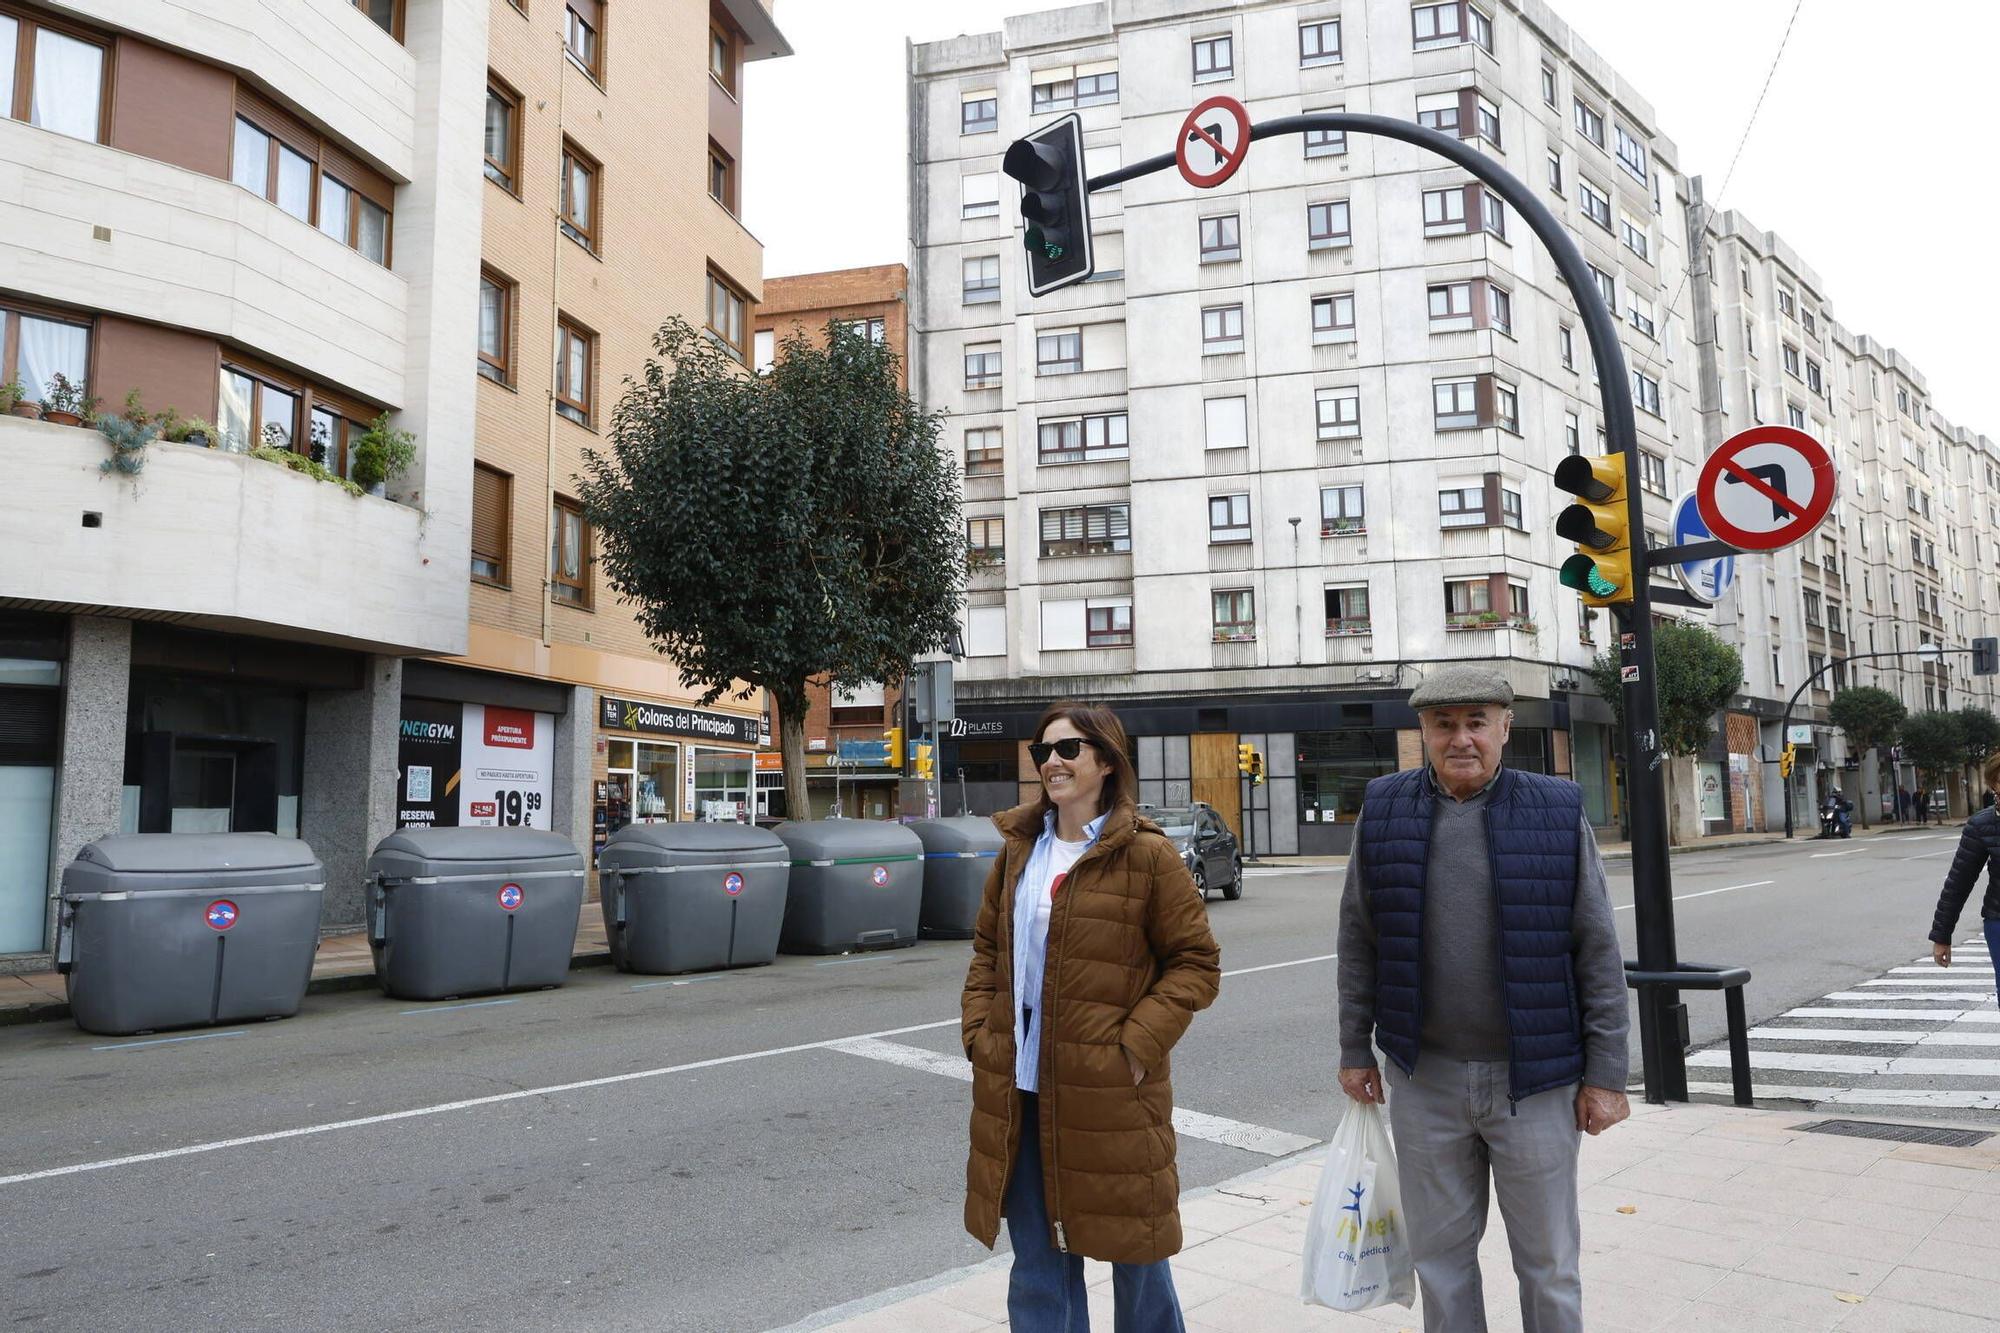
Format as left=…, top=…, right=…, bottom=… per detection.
left=832, top=1036, right=971, bottom=1083
left=1891, top=965, right=1993, bottom=974
left=1913, top=850, right=1956, bottom=859
left=1687, top=1049, right=2000, bottom=1077
left=398, top=998, right=519, bottom=1016
left=1685, top=1082, right=2000, bottom=1111
left=1747, top=1027, right=2000, bottom=1046
left=1809, top=849, right=1868, bottom=858
left=1612, top=880, right=1773, bottom=913
left=1224, top=952, right=1337, bottom=978
left=1783, top=1007, right=2000, bottom=1022
left=1823, top=991, right=1998, bottom=1003
left=91, top=1031, right=248, bottom=1052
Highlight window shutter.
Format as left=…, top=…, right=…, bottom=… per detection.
left=567, top=0, right=604, bottom=27
left=472, top=464, right=510, bottom=578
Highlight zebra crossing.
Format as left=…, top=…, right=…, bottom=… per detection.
left=1684, top=934, right=2000, bottom=1114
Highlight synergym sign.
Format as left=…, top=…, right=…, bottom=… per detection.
left=598, top=695, right=760, bottom=746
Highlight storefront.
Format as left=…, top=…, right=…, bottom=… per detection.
left=398, top=663, right=568, bottom=832
left=594, top=695, right=763, bottom=841
left=0, top=614, right=64, bottom=956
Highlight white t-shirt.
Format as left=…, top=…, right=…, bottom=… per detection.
left=1012, top=826, right=1096, bottom=1093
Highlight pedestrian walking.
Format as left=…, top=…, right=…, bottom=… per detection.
left=960, top=701, right=1221, bottom=1331
left=1929, top=751, right=2000, bottom=1007
left=1895, top=786, right=1910, bottom=824
left=1337, top=667, right=1630, bottom=1333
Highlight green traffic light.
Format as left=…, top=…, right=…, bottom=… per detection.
left=1585, top=567, right=1618, bottom=597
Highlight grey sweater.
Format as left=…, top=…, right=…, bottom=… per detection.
left=1336, top=780, right=1630, bottom=1090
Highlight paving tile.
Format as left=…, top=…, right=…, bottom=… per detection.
left=1725, top=1161, right=1860, bottom=1197
left=1871, top=1264, right=2000, bottom=1320
left=1180, top=1281, right=1367, bottom=1331
left=1636, top=1147, right=1750, bottom=1181
left=824, top=1295, right=999, bottom=1332
left=1696, top=1180, right=1832, bottom=1219
left=1657, top=1199, right=1797, bottom=1242
left=1736, top=1242, right=1894, bottom=1296
left=1624, top=1220, right=1775, bottom=1270
left=1671, top=1299, right=1820, bottom=1332
left=1949, top=1188, right=2000, bottom=1222
left=1179, top=1195, right=1279, bottom=1237
left=1173, top=1235, right=1305, bottom=1284
left=1897, top=1236, right=2000, bottom=1283
left=1832, top=1295, right=2000, bottom=1332
left=1827, top=1172, right=1967, bottom=1212
left=1923, top=1212, right=2000, bottom=1252
left=1156, top=1264, right=1240, bottom=1314
left=1863, top=1157, right=1998, bottom=1193
left=1579, top=1246, right=1729, bottom=1301
left=1594, top=1163, right=1726, bottom=1203
left=1232, top=1208, right=1310, bottom=1252
left=1778, top=1217, right=1921, bottom=1266
left=1581, top=1280, right=1694, bottom=1332
left=927, top=1268, right=1010, bottom=1319
left=1680, top=1130, right=1791, bottom=1162
left=1694, top=1271, right=1856, bottom=1331
left=1798, top=1194, right=1950, bottom=1239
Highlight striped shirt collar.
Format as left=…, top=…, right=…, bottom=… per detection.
left=1426, top=764, right=1504, bottom=803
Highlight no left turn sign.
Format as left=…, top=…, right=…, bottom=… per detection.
left=1694, top=425, right=1835, bottom=553
left=1176, top=95, right=1251, bottom=189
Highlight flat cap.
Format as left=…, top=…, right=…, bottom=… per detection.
left=1408, top=666, right=1514, bottom=711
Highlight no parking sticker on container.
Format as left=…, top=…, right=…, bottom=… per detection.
left=205, top=899, right=238, bottom=931
left=498, top=883, right=524, bottom=911
left=723, top=871, right=745, bottom=897
left=870, top=865, right=890, bottom=888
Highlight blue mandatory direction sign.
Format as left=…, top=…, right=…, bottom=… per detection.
left=1670, top=491, right=1736, bottom=605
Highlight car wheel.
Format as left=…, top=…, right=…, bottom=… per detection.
left=1191, top=863, right=1209, bottom=900
left=1220, top=857, right=1243, bottom=901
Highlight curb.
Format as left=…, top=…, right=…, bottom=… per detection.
left=0, top=949, right=619, bottom=1030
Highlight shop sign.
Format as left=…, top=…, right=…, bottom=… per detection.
left=945, top=717, right=1007, bottom=739
left=397, top=698, right=554, bottom=830
left=600, top=695, right=761, bottom=746
left=754, top=752, right=785, bottom=772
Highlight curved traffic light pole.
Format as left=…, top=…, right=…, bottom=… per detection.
left=1091, top=112, right=1686, bottom=1102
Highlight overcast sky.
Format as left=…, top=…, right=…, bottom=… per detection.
left=744, top=1, right=1999, bottom=437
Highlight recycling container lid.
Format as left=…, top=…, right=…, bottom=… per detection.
left=600, top=822, right=787, bottom=854
left=371, top=826, right=582, bottom=865
left=770, top=818, right=925, bottom=860
left=908, top=818, right=1006, bottom=855
left=72, top=832, right=320, bottom=875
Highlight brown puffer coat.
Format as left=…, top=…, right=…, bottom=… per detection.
left=960, top=797, right=1222, bottom=1265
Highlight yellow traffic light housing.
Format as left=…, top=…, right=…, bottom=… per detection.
left=1248, top=751, right=1266, bottom=786
left=1779, top=743, right=1795, bottom=779
left=914, top=741, right=935, bottom=780
left=1554, top=454, right=1634, bottom=608
left=1237, top=742, right=1256, bottom=776
left=884, top=726, right=904, bottom=770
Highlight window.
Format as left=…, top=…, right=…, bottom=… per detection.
left=1204, top=396, right=1247, bottom=450
left=1311, top=293, right=1356, bottom=343
left=1573, top=97, right=1605, bottom=149
left=1564, top=411, right=1581, bottom=455
left=3, top=17, right=106, bottom=143
left=233, top=110, right=391, bottom=263
left=1202, top=304, right=1244, bottom=355
left=471, top=463, right=511, bottom=584
left=1422, top=187, right=1467, bottom=234
left=560, top=140, right=600, bottom=251
left=1467, top=5, right=1494, bottom=52
left=478, top=270, right=514, bottom=384
left=1559, top=324, right=1575, bottom=369
left=1305, top=123, right=1346, bottom=157
left=1439, top=486, right=1483, bottom=527
left=1444, top=577, right=1493, bottom=621
left=1589, top=264, right=1616, bottom=310
left=485, top=78, right=521, bottom=190
left=1316, top=386, right=1360, bottom=439
left=705, top=269, right=747, bottom=361
left=217, top=364, right=301, bottom=452
left=840, top=317, right=886, bottom=344
left=1427, top=282, right=1472, bottom=332
left=1480, top=190, right=1506, bottom=238
left=1620, top=214, right=1649, bottom=260
left=1035, top=328, right=1082, bottom=375
left=1778, top=288, right=1796, bottom=319
left=962, top=255, right=1000, bottom=304
left=1411, top=2, right=1461, bottom=46
left=1307, top=200, right=1350, bottom=249
left=555, top=318, right=593, bottom=425
left=1627, top=296, right=1656, bottom=339
left=1488, top=285, right=1512, bottom=336
left=1037, top=412, right=1127, bottom=464
left=1546, top=149, right=1563, bottom=194
left=961, top=172, right=999, bottom=220
left=351, top=0, right=401, bottom=38
left=966, top=516, right=1005, bottom=566
left=1321, top=485, right=1364, bottom=536
left=1614, top=124, right=1648, bottom=183
left=1326, top=585, right=1371, bottom=635
left=1743, top=320, right=1755, bottom=358
left=1806, top=359, right=1823, bottom=395
left=1578, top=178, right=1612, bottom=230
left=1200, top=213, right=1240, bottom=263
left=1433, top=378, right=1478, bottom=429
left=961, top=91, right=997, bottom=135
left=1803, top=308, right=1817, bottom=336
left=1541, top=63, right=1557, bottom=106
left=1415, top=92, right=1460, bottom=136
left=1300, top=19, right=1342, bottom=65
left=963, top=342, right=1002, bottom=390
left=564, top=0, right=602, bottom=79
left=708, top=142, right=734, bottom=212
left=1640, top=450, right=1667, bottom=494
left=1803, top=589, right=1822, bottom=627
left=1192, top=34, right=1233, bottom=82
left=1, top=304, right=90, bottom=407
left=1208, top=493, right=1251, bottom=544
left=1493, top=380, right=1518, bottom=431
left=1031, top=61, right=1118, bottom=111
left=1086, top=600, right=1133, bottom=647
left=1780, top=343, right=1801, bottom=379
left=709, top=23, right=733, bottom=90
left=1633, top=370, right=1662, bottom=417
left=1500, top=488, right=1524, bottom=530
left=1040, top=504, right=1131, bottom=556
left=1212, top=589, right=1256, bottom=641
left=1787, top=402, right=1806, bottom=430
left=1474, top=96, right=1501, bottom=146
left=964, top=426, right=1003, bottom=476
left=551, top=497, right=591, bottom=607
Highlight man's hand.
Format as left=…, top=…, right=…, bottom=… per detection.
left=1575, top=1085, right=1630, bottom=1135
left=1123, top=1046, right=1146, bottom=1085
left=1340, top=1065, right=1385, bottom=1104
left=1935, top=941, right=1952, bottom=968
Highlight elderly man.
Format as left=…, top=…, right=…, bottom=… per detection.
left=1337, top=666, right=1629, bottom=1333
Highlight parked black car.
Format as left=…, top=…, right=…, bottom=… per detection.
left=1146, top=804, right=1242, bottom=901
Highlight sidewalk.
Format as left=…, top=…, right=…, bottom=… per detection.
left=0, top=904, right=614, bottom=1027
left=785, top=1101, right=2000, bottom=1333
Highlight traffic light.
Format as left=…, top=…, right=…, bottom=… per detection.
left=1002, top=113, right=1094, bottom=297
left=914, top=741, right=936, bottom=781
left=1779, top=743, right=1796, bottom=779
left=1554, top=454, right=1635, bottom=607
left=1248, top=752, right=1266, bottom=786
left=1974, top=636, right=1999, bottom=676
left=1237, top=742, right=1256, bottom=776
left=884, top=727, right=904, bottom=770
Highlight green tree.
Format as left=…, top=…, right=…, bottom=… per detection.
left=1956, top=706, right=2000, bottom=771
left=1828, top=686, right=1907, bottom=828
left=1900, top=709, right=1966, bottom=816
left=577, top=319, right=965, bottom=818
left=1586, top=619, right=1745, bottom=757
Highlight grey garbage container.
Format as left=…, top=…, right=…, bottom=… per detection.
left=909, top=817, right=1003, bottom=939
left=596, top=823, right=790, bottom=974
left=771, top=820, right=924, bottom=955
left=366, top=828, right=586, bottom=1001
left=56, top=833, right=325, bottom=1036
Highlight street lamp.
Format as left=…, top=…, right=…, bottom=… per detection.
left=1288, top=516, right=1303, bottom=662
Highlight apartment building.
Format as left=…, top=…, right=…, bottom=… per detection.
left=444, top=0, right=789, bottom=862
left=0, top=0, right=479, bottom=960
left=909, top=0, right=1707, bottom=851
left=750, top=264, right=913, bottom=819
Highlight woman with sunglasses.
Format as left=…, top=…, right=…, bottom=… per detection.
left=960, top=701, right=1221, bottom=1331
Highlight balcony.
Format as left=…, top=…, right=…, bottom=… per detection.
left=1446, top=612, right=1536, bottom=633
left=1320, top=518, right=1366, bottom=538
left=1326, top=618, right=1373, bottom=638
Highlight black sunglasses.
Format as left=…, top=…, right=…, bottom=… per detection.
left=1029, top=737, right=1095, bottom=766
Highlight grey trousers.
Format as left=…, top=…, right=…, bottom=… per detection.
left=1384, top=1058, right=1582, bottom=1333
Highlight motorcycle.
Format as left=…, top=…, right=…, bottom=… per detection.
left=1818, top=796, right=1853, bottom=840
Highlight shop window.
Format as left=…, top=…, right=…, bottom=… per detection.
left=1297, top=729, right=1398, bottom=826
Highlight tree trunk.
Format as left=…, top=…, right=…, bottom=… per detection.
left=779, top=686, right=810, bottom=822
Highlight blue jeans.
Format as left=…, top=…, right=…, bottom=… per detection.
left=1003, top=1093, right=1187, bottom=1333
left=1986, top=920, right=2000, bottom=1006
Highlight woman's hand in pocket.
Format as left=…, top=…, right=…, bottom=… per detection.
left=1122, top=1045, right=1146, bottom=1085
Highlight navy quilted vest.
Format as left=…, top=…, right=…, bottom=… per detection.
left=1357, top=765, right=1586, bottom=1103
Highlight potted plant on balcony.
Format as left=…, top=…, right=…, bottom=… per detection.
left=96, top=406, right=159, bottom=480
left=40, top=373, right=93, bottom=427
left=2, top=379, right=36, bottom=419
left=349, top=412, right=415, bottom=497
left=163, top=415, right=216, bottom=448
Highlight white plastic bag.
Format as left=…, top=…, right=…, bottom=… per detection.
left=1301, top=1099, right=1416, bottom=1311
